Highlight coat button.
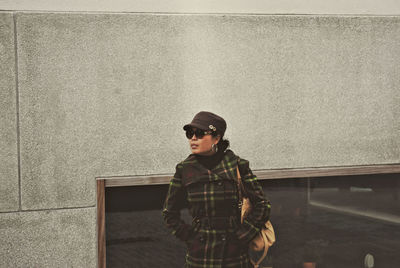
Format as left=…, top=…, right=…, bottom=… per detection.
left=200, top=236, right=204, bottom=242
left=221, top=235, right=226, bottom=241
left=218, top=181, right=223, bottom=186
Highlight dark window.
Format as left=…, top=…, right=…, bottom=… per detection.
left=103, top=173, right=400, bottom=267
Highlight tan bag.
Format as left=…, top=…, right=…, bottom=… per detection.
left=236, top=166, right=276, bottom=267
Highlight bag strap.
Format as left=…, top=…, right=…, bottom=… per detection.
left=236, top=166, right=247, bottom=224
left=236, top=166, right=243, bottom=201
left=236, top=165, right=248, bottom=198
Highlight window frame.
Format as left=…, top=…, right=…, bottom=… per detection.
left=96, top=163, right=400, bottom=267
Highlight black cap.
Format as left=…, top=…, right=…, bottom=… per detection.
left=183, top=111, right=227, bottom=136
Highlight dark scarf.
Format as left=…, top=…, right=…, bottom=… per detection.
left=195, top=149, right=226, bottom=170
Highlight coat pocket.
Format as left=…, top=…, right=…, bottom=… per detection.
left=186, top=232, right=207, bottom=258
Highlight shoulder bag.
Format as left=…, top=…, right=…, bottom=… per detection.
left=236, top=166, right=276, bottom=268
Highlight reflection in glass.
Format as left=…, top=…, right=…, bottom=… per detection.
left=105, top=174, right=400, bottom=267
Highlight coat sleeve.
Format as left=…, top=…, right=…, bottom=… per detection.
left=162, top=163, right=193, bottom=242
left=235, top=159, right=271, bottom=245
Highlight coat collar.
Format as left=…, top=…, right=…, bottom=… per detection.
left=182, top=149, right=239, bottom=182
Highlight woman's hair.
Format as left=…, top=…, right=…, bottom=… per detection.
left=211, top=132, right=230, bottom=152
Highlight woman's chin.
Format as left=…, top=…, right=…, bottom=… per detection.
left=191, top=148, right=200, bottom=154
left=191, top=149, right=208, bottom=155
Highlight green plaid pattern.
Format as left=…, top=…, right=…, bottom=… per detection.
left=163, top=150, right=271, bottom=268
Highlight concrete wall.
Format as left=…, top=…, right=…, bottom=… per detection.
left=0, top=208, right=96, bottom=267
left=0, top=13, right=19, bottom=212
left=1, top=11, right=399, bottom=267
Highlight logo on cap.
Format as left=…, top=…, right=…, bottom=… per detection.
left=209, top=125, right=217, bottom=131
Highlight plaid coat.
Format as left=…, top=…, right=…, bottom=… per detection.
left=162, top=149, right=271, bottom=268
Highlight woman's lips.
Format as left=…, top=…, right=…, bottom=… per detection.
left=191, top=144, right=198, bottom=149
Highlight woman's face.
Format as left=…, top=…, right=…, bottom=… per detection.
left=187, top=128, right=220, bottom=155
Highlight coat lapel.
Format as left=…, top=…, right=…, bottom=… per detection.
left=181, top=154, right=210, bottom=186
left=210, top=150, right=239, bottom=182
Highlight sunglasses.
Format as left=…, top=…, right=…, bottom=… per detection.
left=185, top=128, right=212, bottom=139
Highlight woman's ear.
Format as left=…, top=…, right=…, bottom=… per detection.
left=214, top=135, right=221, bottom=144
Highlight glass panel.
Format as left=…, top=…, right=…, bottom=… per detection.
left=305, top=173, right=400, bottom=268
left=105, top=185, right=189, bottom=267
left=105, top=173, right=400, bottom=268
left=266, top=174, right=400, bottom=267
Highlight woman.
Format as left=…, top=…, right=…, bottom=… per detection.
left=162, top=111, right=271, bottom=268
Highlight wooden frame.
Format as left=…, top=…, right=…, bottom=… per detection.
left=101, top=164, right=400, bottom=188
left=97, top=179, right=106, bottom=268
left=96, top=163, right=400, bottom=267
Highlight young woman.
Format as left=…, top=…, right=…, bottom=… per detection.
left=162, top=111, right=271, bottom=268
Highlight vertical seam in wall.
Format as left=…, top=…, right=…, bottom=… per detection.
left=13, top=12, right=22, bottom=211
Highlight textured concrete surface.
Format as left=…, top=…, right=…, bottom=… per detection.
left=1, top=0, right=400, bottom=14
left=0, top=12, right=19, bottom=212
left=16, top=14, right=400, bottom=210
left=0, top=207, right=96, bottom=267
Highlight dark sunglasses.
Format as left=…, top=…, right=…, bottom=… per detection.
left=185, top=128, right=212, bottom=139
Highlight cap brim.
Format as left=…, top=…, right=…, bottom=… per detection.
left=183, top=123, right=207, bottom=131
